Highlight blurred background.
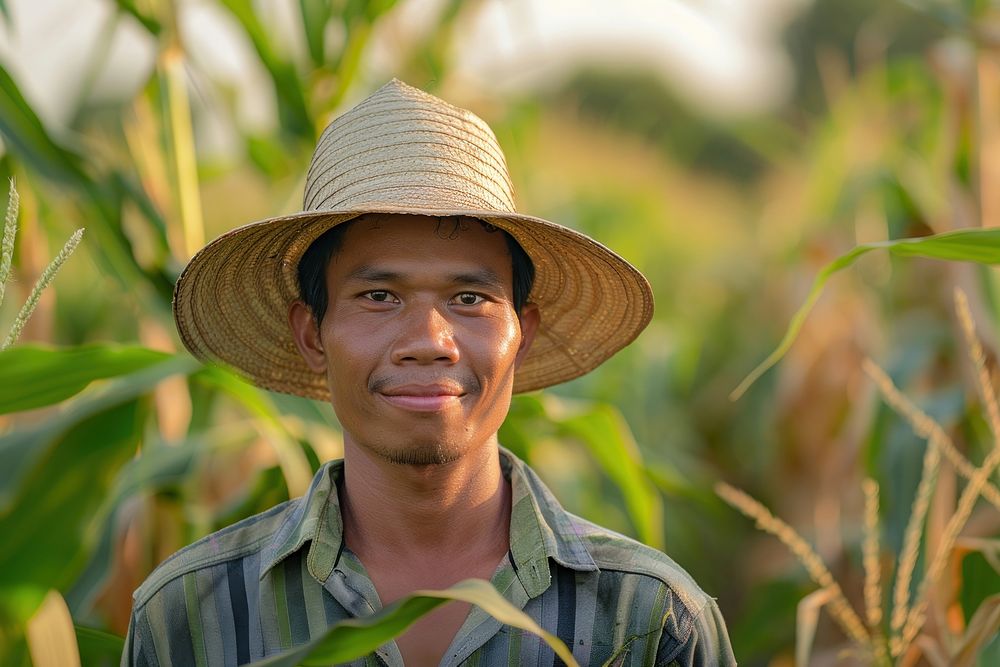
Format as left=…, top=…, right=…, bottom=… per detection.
left=1, top=0, right=1000, bottom=665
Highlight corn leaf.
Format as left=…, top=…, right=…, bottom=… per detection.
left=64, top=433, right=209, bottom=614
left=555, top=401, right=664, bottom=549
left=0, top=397, right=146, bottom=604
left=795, top=587, right=835, bottom=667
left=247, top=579, right=578, bottom=667
left=500, top=394, right=663, bottom=548
left=0, top=64, right=176, bottom=309
left=732, top=228, right=1000, bottom=400
left=344, top=0, right=400, bottom=23
left=218, top=0, right=313, bottom=140
left=75, top=626, right=125, bottom=667
left=957, top=537, right=1000, bottom=575
left=953, top=593, right=1000, bottom=667
left=193, top=366, right=314, bottom=496
left=0, top=355, right=198, bottom=515
left=0, top=63, right=86, bottom=185
left=25, top=591, right=80, bottom=667
left=111, top=0, right=161, bottom=35
left=298, top=0, right=332, bottom=67
left=0, top=344, right=171, bottom=414
left=915, top=634, right=952, bottom=667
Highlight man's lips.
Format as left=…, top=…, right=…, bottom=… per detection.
left=377, top=383, right=466, bottom=412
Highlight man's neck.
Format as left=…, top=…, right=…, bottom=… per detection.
left=339, top=438, right=511, bottom=565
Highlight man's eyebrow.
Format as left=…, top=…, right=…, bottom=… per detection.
left=344, top=266, right=402, bottom=283
left=344, top=266, right=507, bottom=290
left=447, top=269, right=506, bottom=290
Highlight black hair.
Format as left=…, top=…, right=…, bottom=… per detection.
left=296, top=218, right=536, bottom=324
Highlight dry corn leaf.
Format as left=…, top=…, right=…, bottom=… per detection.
left=796, top=586, right=836, bottom=667
left=952, top=592, right=1000, bottom=667
left=25, top=589, right=80, bottom=667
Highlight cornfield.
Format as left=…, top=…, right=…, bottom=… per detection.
left=2, top=0, right=1000, bottom=665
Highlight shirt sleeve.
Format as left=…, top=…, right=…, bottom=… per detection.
left=655, top=596, right=736, bottom=667
left=121, top=607, right=154, bottom=667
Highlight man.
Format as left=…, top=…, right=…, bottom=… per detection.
left=124, top=79, right=735, bottom=666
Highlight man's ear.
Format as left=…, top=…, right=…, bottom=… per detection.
left=514, top=303, right=540, bottom=370
left=289, top=301, right=327, bottom=373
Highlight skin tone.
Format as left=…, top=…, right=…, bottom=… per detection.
left=289, top=214, right=540, bottom=667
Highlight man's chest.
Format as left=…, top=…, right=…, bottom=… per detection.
left=244, top=556, right=669, bottom=667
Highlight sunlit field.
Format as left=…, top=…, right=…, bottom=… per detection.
left=2, top=1, right=1000, bottom=665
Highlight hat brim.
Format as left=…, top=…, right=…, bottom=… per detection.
left=172, top=205, right=653, bottom=397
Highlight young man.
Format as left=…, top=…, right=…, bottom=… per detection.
left=124, top=80, right=735, bottom=666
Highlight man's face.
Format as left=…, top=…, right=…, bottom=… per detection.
left=290, top=214, right=539, bottom=465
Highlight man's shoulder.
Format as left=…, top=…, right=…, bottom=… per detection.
left=566, top=512, right=713, bottom=615
left=561, top=513, right=735, bottom=661
left=131, top=497, right=299, bottom=610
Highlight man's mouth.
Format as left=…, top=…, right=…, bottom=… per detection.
left=377, top=383, right=466, bottom=412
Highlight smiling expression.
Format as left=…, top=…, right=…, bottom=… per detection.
left=290, top=214, right=539, bottom=466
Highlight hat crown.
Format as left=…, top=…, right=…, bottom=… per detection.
left=302, top=79, right=517, bottom=214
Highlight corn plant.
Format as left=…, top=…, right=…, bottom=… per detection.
left=0, top=181, right=83, bottom=350
left=719, top=289, right=1000, bottom=665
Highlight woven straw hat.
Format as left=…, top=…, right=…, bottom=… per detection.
left=173, top=79, right=653, bottom=397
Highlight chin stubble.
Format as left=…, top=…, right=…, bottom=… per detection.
left=376, top=442, right=463, bottom=466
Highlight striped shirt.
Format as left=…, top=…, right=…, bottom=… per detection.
left=122, top=448, right=735, bottom=666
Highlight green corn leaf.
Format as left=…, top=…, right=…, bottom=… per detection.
left=500, top=394, right=662, bottom=548
left=65, top=421, right=260, bottom=615
left=64, top=433, right=206, bottom=614
left=247, top=579, right=579, bottom=667
left=0, top=354, right=199, bottom=514
left=75, top=625, right=125, bottom=667
left=218, top=0, right=313, bottom=140
left=192, top=365, right=315, bottom=497
left=0, top=63, right=87, bottom=185
left=0, top=354, right=199, bottom=619
left=345, top=0, right=399, bottom=23
left=0, top=397, right=147, bottom=595
left=0, top=64, right=176, bottom=313
left=192, top=364, right=280, bottom=425
left=555, top=402, right=664, bottom=550
left=298, top=0, right=332, bottom=67
left=731, top=227, right=1000, bottom=401
left=111, top=0, right=162, bottom=35
left=0, top=344, right=171, bottom=414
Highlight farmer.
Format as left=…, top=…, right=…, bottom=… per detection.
left=123, top=80, right=735, bottom=667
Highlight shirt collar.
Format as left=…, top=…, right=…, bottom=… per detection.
left=259, top=459, right=344, bottom=583
left=500, top=448, right=597, bottom=596
left=260, top=447, right=597, bottom=596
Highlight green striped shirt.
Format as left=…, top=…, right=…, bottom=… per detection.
left=122, top=449, right=735, bottom=666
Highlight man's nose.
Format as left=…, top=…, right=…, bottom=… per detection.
left=390, top=303, right=459, bottom=364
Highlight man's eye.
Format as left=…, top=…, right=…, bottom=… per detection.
left=455, top=293, right=484, bottom=306
left=364, top=290, right=395, bottom=303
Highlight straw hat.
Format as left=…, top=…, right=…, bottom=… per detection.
left=173, top=79, right=653, bottom=397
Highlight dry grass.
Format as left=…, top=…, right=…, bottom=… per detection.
left=862, top=478, right=888, bottom=662
left=714, top=481, right=872, bottom=650
left=717, top=289, right=1000, bottom=665
left=860, top=361, right=1000, bottom=511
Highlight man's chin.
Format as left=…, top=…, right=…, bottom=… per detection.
left=369, top=441, right=465, bottom=466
